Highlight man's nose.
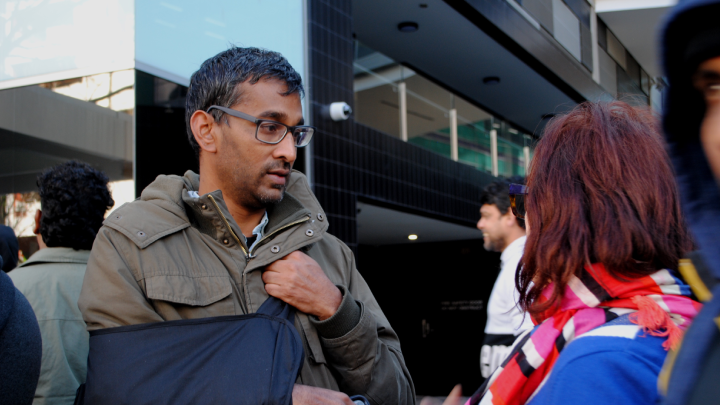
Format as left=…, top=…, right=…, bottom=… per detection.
left=477, top=219, right=484, bottom=231
left=273, top=131, right=297, bottom=163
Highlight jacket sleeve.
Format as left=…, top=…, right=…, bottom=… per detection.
left=79, top=227, right=164, bottom=330
left=309, top=243, right=416, bottom=405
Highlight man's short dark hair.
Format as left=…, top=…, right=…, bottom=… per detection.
left=37, top=161, right=114, bottom=250
left=185, top=46, right=304, bottom=158
left=479, top=176, right=526, bottom=228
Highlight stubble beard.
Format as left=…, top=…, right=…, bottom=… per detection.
left=227, top=161, right=292, bottom=209
left=483, top=234, right=504, bottom=253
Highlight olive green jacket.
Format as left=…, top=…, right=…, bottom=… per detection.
left=78, top=170, right=415, bottom=405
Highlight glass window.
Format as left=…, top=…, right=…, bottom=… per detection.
left=405, top=73, right=453, bottom=159
left=39, top=69, right=135, bottom=114
left=353, top=41, right=532, bottom=177
left=497, top=122, right=530, bottom=177
left=606, top=30, right=627, bottom=70
left=455, top=97, right=493, bottom=173
left=552, top=0, right=581, bottom=61
left=353, top=42, right=404, bottom=138
left=135, top=0, right=304, bottom=85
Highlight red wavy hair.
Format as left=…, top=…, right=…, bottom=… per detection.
left=518, top=101, right=693, bottom=316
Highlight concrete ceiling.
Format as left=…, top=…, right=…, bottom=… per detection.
left=597, top=3, right=676, bottom=77
left=353, top=0, right=578, bottom=136
left=357, top=202, right=483, bottom=245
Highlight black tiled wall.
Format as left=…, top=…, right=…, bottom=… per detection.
left=308, top=0, right=496, bottom=252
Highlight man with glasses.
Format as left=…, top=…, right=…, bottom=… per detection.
left=79, top=47, right=414, bottom=405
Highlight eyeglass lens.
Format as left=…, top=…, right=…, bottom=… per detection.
left=510, top=194, right=526, bottom=219
left=292, top=127, right=314, bottom=147
left=257, top=122, right=287, bottom=143
left=256, top=122, right=314, bottom=147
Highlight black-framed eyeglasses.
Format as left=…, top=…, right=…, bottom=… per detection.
left=508, top=183, right=528, bottom=219
left=206, top=105, right=315, bottom=147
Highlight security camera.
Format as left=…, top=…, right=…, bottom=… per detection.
left=322, top=102, right=352, bottom=121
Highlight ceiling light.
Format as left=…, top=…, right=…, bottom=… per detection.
left=408, top=234, right=418, bottom=241
left=483, top=76, right=501, bottom=85
left=398, top=22, right=419, bottom=33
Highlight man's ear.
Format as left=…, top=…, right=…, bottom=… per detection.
left=190, top=110, right=219, bottom=154
left=503, top=207, right=516, bottom=226
left=33, top=209, right=42, bottom=235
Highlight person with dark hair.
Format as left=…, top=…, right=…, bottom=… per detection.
left=463, top=101, right=700, bottom=405
left=79, top=47, right=414, bottom=405
left=477, top=177, right=533, bottom=379
left=0, top=224, right=19, bottom=271
left=656, top=1, right=720, bottom=403
left=9, top=160, right=114, bottom=405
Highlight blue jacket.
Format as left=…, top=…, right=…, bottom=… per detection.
left=0, top=260, right=43, bottom=405
left=528, top=315, right=668, bottom=405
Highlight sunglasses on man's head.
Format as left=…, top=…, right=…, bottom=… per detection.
left=508, top=183, right=528, bottom=219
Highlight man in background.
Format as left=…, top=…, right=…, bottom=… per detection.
left=476, top=178, right=533, bottom=378
left=10, top=161, right=114, bottom=405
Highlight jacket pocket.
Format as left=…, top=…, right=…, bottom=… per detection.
left=145, top=274, right=232, bottom=306
left=297, top=313, right=327, bottom=365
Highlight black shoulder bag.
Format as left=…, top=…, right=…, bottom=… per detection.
left=75, top=297, right=303, bottom=405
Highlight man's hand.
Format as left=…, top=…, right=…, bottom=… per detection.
left=292, top=384, right=355, bottom=405
left=419, top=385, right=463, bottom=405
left=263, top=251, right=342, bottom=320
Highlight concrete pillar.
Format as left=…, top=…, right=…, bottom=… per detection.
left=398, top=81, right=408, bottom=141
left=523, top=145, right=531, bottom=175
left=490, top=129, right=499, bottom=177
left=449, top=108, right=458, bottom=161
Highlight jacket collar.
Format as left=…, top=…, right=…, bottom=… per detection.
left=19, top=247, right=90, bottom=267
left=179, top=170, right=326, bottom=250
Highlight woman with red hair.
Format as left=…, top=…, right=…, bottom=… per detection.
left=466, top=101, right=701, bottom=405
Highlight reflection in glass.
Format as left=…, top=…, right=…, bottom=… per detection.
left=38, top=69, right=135, bottom=114
left=353, top=41, right=535, bottom=177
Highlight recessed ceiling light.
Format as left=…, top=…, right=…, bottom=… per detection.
left=483, top=76, right=501, bottom=85
left=408, top=234, right=418, bottom=240
left=398, top=22, right=419, bottom=33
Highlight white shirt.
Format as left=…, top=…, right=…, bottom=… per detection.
left=484, top=235, right=534, bottom=335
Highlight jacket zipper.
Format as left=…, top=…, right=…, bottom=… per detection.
left=207, top=194, right=249, bottom=314
left=207, top=194, right=249, bottom=258
left=208, top=194, right=313, bottom=316
left=208, top=194, right=312, bottom=260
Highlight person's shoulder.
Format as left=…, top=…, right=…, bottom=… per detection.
left=562, top=318, right=668, bottom=365
left=312, top=232, right=355, bottom=266
left=99, top=197, right=191, bottom=250
left=528, top=324, right=668, bottom=405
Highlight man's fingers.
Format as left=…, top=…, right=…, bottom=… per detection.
left=443, top=385, right=463, bottom=405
